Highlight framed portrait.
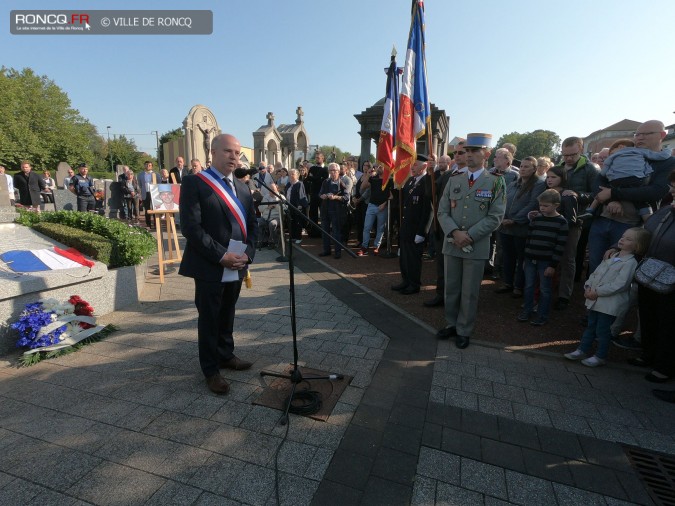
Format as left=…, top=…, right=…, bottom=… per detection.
left=149, top=183, right=181, bottom=211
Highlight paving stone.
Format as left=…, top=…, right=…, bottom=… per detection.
left=382, top=423, right=423, bottom=455
left=436, top=482, right=484, bottom=505
left=360, top=476, right=412, bottom=506
left=537, top=426, right=584, bottom=461
left=441, top=426, right=482, bottom=460
left=461, top=376, right=494, bottom=396
left=576, top=436, right=634, bottom=472
left=0, top=479, right=42, bottom=505
left=426, top=402, right=462, bottom=429
left=410, top=475, right=436, bottom=506
left=478, top=395, right=515, bottom=418
left=303, top=448, right=334, bottom=481
left=67, top=461, right=166, bottom=505
left=548, top=410, right=595, bottom=436
left=276, top=473, right=320, bottom=506
left=389, top=403, right=426, bottom=430
left=421, top=422, right=442, bottom=450
left=481, top=438, right=526, bottom=473
left=444, top=388, right=478, bottom=410
left=552, top=482, right=606, bottom=506
left=275, top=440, right=318, bottom=476
left=433, top=371, right=462, bottom=390
left=492, top=382, right=527, bottom=403
left=145, top=481, right=203, bottom=505
left=416, top=446, right=460, bottom=484
left=322, top=449, right=373, bottom=490
left=352, top=403, right=391, bottom=432
left=505, top=469, right=556, bottom=505
left=512, top=403, right=552, bottom=427
left=568, top=461, right=627, bottom=500
left=497, top=418, right=540, bottom=450
left=371, top=447, right=418, bottom=485
left=396, top=386, right=430, bottom=409
left=476, top=366, right=507, bottom=384
left=614, top=470, right=654, bottom=505
left=228, top=463, right=275, bottom=506
left=587, top=419, right=638, bottom=446
left=339, top=424, right=383, bottom=458
left=461, top=409, right=500, bottom=439
left=521, top=448, right=574, bottom=485
left=523, top=388, right=563, bottom=411
left=460, top=457, right=508, bottom=499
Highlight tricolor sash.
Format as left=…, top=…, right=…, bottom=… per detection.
left=197, top=168, right=248, bottom=241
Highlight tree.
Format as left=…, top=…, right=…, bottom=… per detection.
left=491, top=130, right=560, bottom=165
left=158, top=128, right=183, bottom=169
left=515, top=130, right=561, bottom=159
left=314, top=145, right=353, bottom=164
left=107, top=135, right=144, bottom=172
left=0, top=67, right=95, bottom=170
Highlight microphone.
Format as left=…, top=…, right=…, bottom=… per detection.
left=234, top=167, right=259, bottom=179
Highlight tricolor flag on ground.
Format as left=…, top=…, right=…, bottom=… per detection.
left=377, top=53, right=400, bottom=189
left=0, top=247, right=95, bottom=273
left=393, top=0, right=431, bottom=188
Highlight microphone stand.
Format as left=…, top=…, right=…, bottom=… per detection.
left=253, top=175, right=352, bottom=425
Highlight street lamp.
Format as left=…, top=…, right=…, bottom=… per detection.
left=106, top=126, right=114, bottom=173
left=151, top=130, right=161, bottom=170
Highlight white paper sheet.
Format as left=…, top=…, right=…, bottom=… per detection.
left=221, top=240, right=247, bottom=282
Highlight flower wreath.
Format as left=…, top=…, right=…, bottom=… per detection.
left=12, top=295, right=115, bottom=366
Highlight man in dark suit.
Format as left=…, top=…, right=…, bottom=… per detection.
left=179, top=134, right=258, bottom=395
left=169, top=156, right=190, bottom=184
left=306, top=152, right=328, bottom=237
left=14, top=161, right=45, bottom=209
left=392, top=154, right=431, bottom=295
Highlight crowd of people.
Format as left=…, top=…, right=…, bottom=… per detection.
left=231, top=121, right=675, bottom=401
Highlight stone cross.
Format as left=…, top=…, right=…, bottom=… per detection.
left=266, top=112, right=275, bottom=126
left=296, top=106, right=303, bottom=124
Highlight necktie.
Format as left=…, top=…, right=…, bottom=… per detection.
left=469, top=174, right=475, bottom=188
left=224, top=177, right=235, bottom=197
left=223, top=178, right=243, bottom=240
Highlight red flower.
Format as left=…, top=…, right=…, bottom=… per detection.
left=69, top=295, right=94, bottom=329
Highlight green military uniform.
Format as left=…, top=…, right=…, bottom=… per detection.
left=438, top=169, right=505, bottom=340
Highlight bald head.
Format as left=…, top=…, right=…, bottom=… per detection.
left=210, top=134, right=241, bottom=176
left=634, top=120, right=666, bottom=151
left=437, top=155, right=451, bottom=172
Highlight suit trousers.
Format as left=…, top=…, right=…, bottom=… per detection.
left=444, top=255, right=485, bottom=337
left=194, top=278, right=243, bottom=377
left=399, top=239, right=424, bottom=289
left=558, top=225, right=581, bottom=299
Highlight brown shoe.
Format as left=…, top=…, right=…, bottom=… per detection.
left=219, top=356, right=253, bottom=371
left=206, top=373, right=230, bottom=395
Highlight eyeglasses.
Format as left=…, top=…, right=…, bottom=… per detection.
left=455, top=151, right=466, bottom=155
left=633, top=131, right=659, bottom=138
left=561, top=152, right=580, bottom=158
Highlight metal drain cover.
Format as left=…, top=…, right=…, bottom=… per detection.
left=624, top=446, right=675, bottom=506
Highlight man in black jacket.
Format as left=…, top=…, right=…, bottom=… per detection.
left=392, top=155, right=431, bottom=295
left=179, top=133, right=258, bottom=395
left=307, top=152, right=328, bottom=236
left=14, top=161, right=45, bottom=209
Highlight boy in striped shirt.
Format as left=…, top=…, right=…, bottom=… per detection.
left=519, top=189, right=569, bottom=326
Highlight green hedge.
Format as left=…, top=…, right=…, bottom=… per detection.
left=15, top=210, right=156, bottom=268
left=32, top=222, right=113, bottom=265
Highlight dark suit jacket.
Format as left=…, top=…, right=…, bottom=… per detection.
left=400, top=176, right=431, bottom=241
left=179, top=173, right=258, bottom=282
left=13, top=171, right=44, bottom=206
left=169, top=166, right=190, bottom=184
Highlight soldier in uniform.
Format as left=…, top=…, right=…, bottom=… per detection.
left=392, top=154, right=431, bottom=295
left=437, top=134, right=506, bottom=349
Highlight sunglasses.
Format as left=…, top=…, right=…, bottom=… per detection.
left=455, top=150, right=466, bottom=155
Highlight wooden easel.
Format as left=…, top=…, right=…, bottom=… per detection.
left=148, top=210, right=181, bottom=283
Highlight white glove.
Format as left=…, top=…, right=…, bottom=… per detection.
left=414, top=235, right=425, bottom=244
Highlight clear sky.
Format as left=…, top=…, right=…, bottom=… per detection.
left=3, top=0, right=675, bottom=159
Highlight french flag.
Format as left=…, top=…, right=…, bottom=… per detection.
left=377, top=53, right=400, bottom=189
left=393, top=0, right=431, bottom=188
left=1, top=247, right=95, bottom=273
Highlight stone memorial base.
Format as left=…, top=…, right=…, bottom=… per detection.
left=0, top=223, right=148, bottom=356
